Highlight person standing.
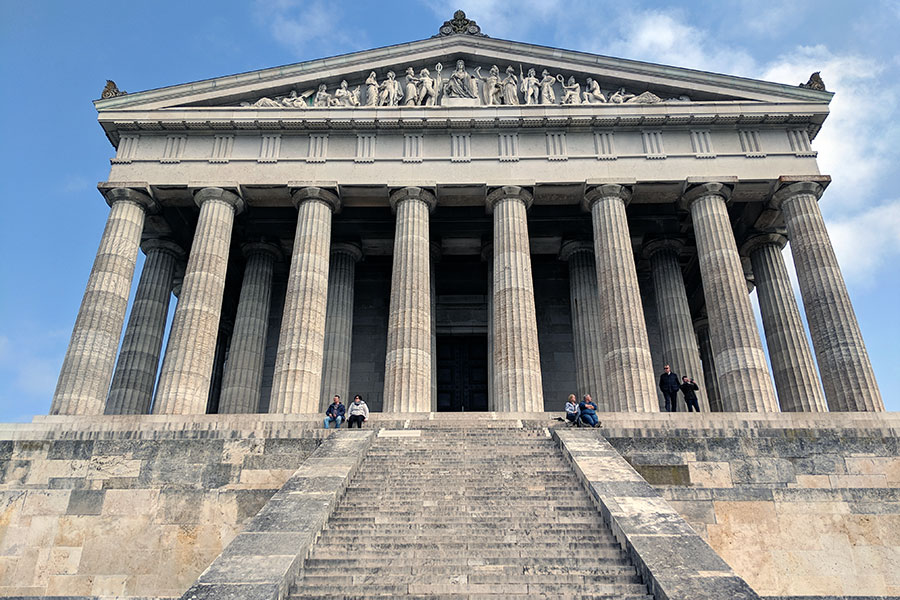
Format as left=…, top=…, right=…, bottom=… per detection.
left=347, top=394, right=369, bottom=428
left=578, top=394, right=599, bottom=428
left=680, top=376, right=701, bottom=412
left=323, top=395, right=345, bottom=429
left=659, top=364, right=680, bottom=412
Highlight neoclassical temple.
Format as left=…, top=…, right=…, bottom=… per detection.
left=51, top=13, right=883, bottom=417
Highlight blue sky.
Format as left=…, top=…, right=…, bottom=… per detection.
left=0, top=0, right=898, bottom=420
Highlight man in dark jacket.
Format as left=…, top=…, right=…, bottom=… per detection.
left=680, top=376, right=701, bottom=412
left=659, top=364, right=680, bottom=412
left=323, top=395, right=345, bottom=428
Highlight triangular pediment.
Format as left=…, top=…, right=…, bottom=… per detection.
left=95, top=34, right=831, bottom=114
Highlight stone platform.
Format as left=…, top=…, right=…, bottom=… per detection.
left=0, top=412, right=897, bottom=598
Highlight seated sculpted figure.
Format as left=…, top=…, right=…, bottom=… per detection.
left=610, top=87, right=635, bottom=104
left=559, top=75, right=581, bottom=105
left=313, top=84, right=332, bottom=108
left=582, top=78, right=606, bottom=104
left=333, top=80, right=359, bottom=107
left=445, top=59, right=478, bottom=99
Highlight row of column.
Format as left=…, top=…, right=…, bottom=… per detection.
left=50, top=180, right=883, bottom=416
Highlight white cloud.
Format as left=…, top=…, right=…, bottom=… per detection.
left=254, top=0, right=366, bottom=57
left=827, top=200, right=900, bottom=286
left=422, top=0, right=564, bottom=40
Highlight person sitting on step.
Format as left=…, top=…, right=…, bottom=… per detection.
left=578, top=394, right=600, bottom=428
left=323, top=395, right=345, bottom=429
left=565, top=394, right=580, bottom=426
left=347, top=394, right=369, bottom=428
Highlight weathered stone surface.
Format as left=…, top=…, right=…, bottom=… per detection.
left=773, top=181, right=884, bottom=412
left=270, top=187, right=340, bottom=414
left=694, top=317, right=723, bottom=412
left=51, top=187, right=156, bottom=416
left=319, top=242, right=362, bottom=411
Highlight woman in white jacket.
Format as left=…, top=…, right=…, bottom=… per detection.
left=346, top=395, right=369, bottom=428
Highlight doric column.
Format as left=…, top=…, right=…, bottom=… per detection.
left=482, top=243, right=495, bottom=410
left=318, top=242, right=362, bottom=411
left=644, top=239, right=709, bottom=411
left=153, top=187, right=244, bottom=414
left=559, top=241, right=605, bottom=405
left=487, top=186, right=544, bottom=412
left=429, top=242, right=441, bottom=412
left=680, top=182, right=777, bottom=412
left=772, top=180, right=883, bottom=411
left=383, top=187, right=435, bottom=412
left=105, top=238, right=183, bottom=414
left=206, top=318, right=233, bottom=413
left=270, top=187, right=340, bottom=414
left=693, top=317, right=723, bottom=412
left=218, top=242, right=281, bottom=413
left=51, top=187, right=157, bottom=415
left=741, top=233, right=826, bottom=412
left=584, top=184, right=656, bottom=412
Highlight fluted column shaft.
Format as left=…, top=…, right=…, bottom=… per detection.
left=383, top=187, right=435, bottom=412
left=645, top=240, right=709, bottom=411
left=682, top=183, right=777, bottom=411
left=586, top=185, right=656, bottom=412
left=51, top=188, right=156, bottom=415
left=560, top=242, right=606, bottom=405
left=694, top=318, right=723, bottom=411
left=319, top=243, right=362, bottom=411
left=743, top=234, right=827, bottom=412
left=105, top=239, right=182, bottom=414
left=270, top=187, right=339, bottom=414
left=773, top=182, right=883, bottom=411
left=153, top=187, right=243, bottom=414
left=488, top=186, right=544, bottom=412
left=219, top=242, right=280, bottom=413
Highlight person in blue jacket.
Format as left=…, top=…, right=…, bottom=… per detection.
left=578, top=394, right=599, bottom=428
left=323, top=395, right=345, bottom=428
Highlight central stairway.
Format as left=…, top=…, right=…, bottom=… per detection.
left=289, top=427, right=653, bottom=599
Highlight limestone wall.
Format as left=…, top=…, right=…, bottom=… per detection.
left=606, top=426, right=900, bottom=597
left=0, top=433, right=319, bottom=597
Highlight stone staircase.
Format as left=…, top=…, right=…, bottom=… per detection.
left=289, top=427, right=654, bottom=599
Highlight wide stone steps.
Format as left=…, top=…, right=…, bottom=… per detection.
left=289, top=429, right=652, bottom=599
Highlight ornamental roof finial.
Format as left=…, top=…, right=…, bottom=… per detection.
left=434, top=9, right=488, bottom=37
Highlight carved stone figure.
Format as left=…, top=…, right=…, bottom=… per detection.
left=475, top=65, right=502, bottom=105
left=365, top=72, right=379, bottom=106
left=334, top=80, right=359, bottom=107
left=313, top=84, right=333, bottom=108
left=799, top=71, right=826, bottom=91
left=415, top=66, right=440, bottom=106
left=101, top=80, right=127, bottom=99
left=627, top=91, right=662, bottom=104
left=404, top=67, right=421, bottom=106
left=379, top=71, right=402, bottom=106
left=435, top=10, right=486, bottom=37
left=610, top=87, right=635, bottom=104
left=559, top=75, right=581, bottom=105
left=539, top=70, right=557, bottom=105
left=520, top=67, right=539, bottom=105
left=445, top=60, right=478, bottom=99
left=243, top=89, right=310, bottom=108
left=501, top=66, right=519, bottom=105
left=582, top=78, right=606, bottom=104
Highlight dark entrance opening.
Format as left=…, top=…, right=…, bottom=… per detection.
left=436, top=335, right=488, bottom=411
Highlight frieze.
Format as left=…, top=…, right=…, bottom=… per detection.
left=239, top=60, right=694, bottom=110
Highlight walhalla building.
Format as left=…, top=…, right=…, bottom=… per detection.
left=2, top=11, right=897, bottom=600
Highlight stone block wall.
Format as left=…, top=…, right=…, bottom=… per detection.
left=605, top=426, right=900, bottom=597
left=0, top=434, right=319, bottom=597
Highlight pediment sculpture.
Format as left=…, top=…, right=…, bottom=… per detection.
left=239, top=61, right=692, bottom=109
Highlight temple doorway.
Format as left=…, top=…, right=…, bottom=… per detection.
left=436, top=335, right=488, bottom=411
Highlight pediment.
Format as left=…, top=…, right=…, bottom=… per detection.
left=95, top=34, right=831, bottom=115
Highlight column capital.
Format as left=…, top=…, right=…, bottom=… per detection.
left=642, top=237, right=684, bottom=260
left=389, top=186, right=436, bottom=213
left=678, top=181, right=732, bottom=210
left=331, top=241, right=363, bottom=263
left=770, top=179, right=827, bottom=209
left=583, top=184, right=632, bottom=211
left=486, top=185, right=533, bottom=213
left=558, top=240, right=594, bottom=262
left=103, top=186, right=159, bottom=213
left=140, top=238, right=185, bottom=260
left=241, top=240, right=282, bottom=261
left=740, top=232, right=788, bottom=257
left=291, top=186, right=341, bottom=212
left=193, top=186, right=245, bottom=215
